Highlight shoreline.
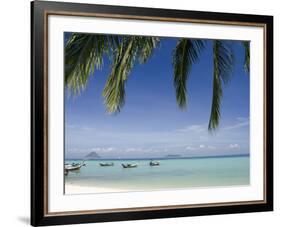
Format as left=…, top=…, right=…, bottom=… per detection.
left=65, top=182, right=250, bottom=195
left=65, top=182, right=127, bottom=194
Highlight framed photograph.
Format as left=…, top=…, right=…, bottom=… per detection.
left=31, top=0, right=273, bottom=226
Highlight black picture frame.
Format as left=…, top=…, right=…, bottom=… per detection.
left=31, top=0, right=273, bottom=226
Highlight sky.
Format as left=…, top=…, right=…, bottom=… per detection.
left=65, top=33, right=250, bottom=159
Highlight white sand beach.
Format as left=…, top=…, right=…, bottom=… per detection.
left=65, top=182, right=127, bottom=194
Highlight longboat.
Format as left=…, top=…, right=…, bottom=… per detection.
left=149, top=160, right=160, bottom=166
left=65, top=161, right=86, bottom=171
left=99, top=162, right=114, bottom=167
left=121, top=163, right=138, bottom=168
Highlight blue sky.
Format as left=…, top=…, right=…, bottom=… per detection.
left=65, top=33, right=249, bottom=159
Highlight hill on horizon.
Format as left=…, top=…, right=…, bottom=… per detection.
left=85, top=151, right=101, bottom=159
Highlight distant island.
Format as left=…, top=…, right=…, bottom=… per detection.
left=164, top=154, right=182, bottom=159
left=85, top=151, right=101, bottom=159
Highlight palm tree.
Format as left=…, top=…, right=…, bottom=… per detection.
left=65, top=33, right=249, bottom=131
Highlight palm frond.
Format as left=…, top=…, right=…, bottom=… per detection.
left=172, top=39, right=205, bottom=108
left=208, top=40, right=234, bottom=131
left=103, top=36, right=159, bottom=113
left=243, top=41, right=250, bottom=73
left=136, top=37, right=160, bottom=63
left=65, top=33, right=113, bottom=94
left=103, top=38, right=136, bottom=113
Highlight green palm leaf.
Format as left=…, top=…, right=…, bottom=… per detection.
left=208, top=40, right=234, bottom=131
left=243, top=41, right=250, bottom=73
left=173, top=39, right=205, bottom=108
left=65, top=33, right=118, bottom=94
left=136, top=36, right=160, bottom=63
left=103, top=36, right=159, bottom=113
left=103, top=38, right=135, bottom=113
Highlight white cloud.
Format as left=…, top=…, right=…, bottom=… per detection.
left=66, top=124, right=79, bottom=129
left=81, top=126, right=95, bottom=131
left=236, top=117, right=248, bottom=121
left=177, top=124, right=206, bottom=133
left=125, top=147, right=163, bottom=153
left=185, top=146, right=196, bottom=151
left=66, top=124, right=96, bottom=131
left=91, top=147, right=115, bottom=153
left=91, top=147, right=101, bottom=151
left=185, top=144, right=216, bottom=151
left=229, top=144, right=240, bottom=149
left=208, top=145, right=216, bottom=150
left=125, top=148, right=132, bottom=152
left=223, top=117, right=249, bottom=130
left=125, top=148, right=142, bottom=152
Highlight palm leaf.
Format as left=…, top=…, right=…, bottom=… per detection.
left=136, top=36, right=160, bottom=63
left=208, top=40, right=234, bottom=131
left=103, top=38, right=135, bottom=113
left=103, top=36, right=159, bottom=113
left=243, top=41, right=250, bottom=73
left=172, top=39, right=205, bottom=108
left=65, top=33, right=117, bottom=94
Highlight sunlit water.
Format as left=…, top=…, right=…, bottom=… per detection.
left=65, top=155, right=249, bottom=193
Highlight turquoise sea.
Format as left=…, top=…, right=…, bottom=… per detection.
left=65, top=155, right=249, bottom=192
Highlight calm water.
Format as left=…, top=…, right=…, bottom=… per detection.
left=65, top=156, right=249, bottom=192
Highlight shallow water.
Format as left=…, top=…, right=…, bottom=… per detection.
left=65, top=156, right=249, bottom=193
